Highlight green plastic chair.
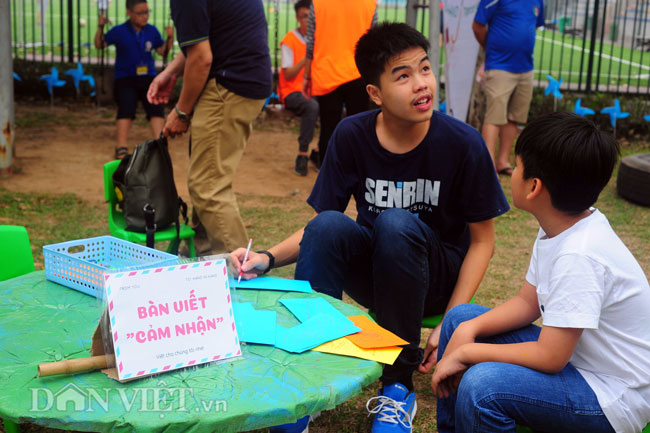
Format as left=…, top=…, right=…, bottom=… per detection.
left=103, top=160, right=197, bottom=257
left=0, top=225, right=35, bottom=281
left=0, top=225, right=33, bottom=432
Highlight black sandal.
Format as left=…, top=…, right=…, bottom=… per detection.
left=114, top=146, right=129, bottom=160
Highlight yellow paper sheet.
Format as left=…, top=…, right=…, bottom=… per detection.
left=346, top=315, right=409, bottom=349
left=312, top=337, right=402, bottom=365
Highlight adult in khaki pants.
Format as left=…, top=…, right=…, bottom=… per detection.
left=472, top=0, right=544, bottom=176
left=147, top=0, right=271, bottom=255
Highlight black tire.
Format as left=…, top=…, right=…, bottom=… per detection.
left=617, top=153, right=650, bottom=207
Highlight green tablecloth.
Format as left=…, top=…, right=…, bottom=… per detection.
left=0, top=271, right=382, bottom=432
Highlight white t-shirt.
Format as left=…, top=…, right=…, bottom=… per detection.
left=281, top=29, right=306, bottom=69
left=526, top=209, right=650, bottom=433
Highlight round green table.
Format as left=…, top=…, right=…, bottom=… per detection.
left=0, top=271, right=382, bottom=433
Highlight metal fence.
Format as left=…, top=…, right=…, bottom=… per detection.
left=9, top=0, right=650, bottom=95
left=537, top=0, right=650, bottom=94
left=11, top=0, right=176, bottom=66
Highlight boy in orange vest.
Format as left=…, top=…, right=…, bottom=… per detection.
left=279, top=0, right=320, bottom=176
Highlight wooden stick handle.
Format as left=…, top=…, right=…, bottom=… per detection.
left=38, top=355, right=109, bottom=377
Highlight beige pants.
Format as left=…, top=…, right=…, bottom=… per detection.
left=188, top=80, right=265, bottom=255
left=483, top=69, right=534, bottom=125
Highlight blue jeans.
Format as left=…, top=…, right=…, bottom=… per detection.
left=436, top=304, right=615, bottom=433
left=295, top=209, right=464, bottom=388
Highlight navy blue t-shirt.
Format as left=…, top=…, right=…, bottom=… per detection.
left=170, top=0, right=272, bottom=100
left=308, top=110, right=510, bottom=253
left=474, top=0, right=544, bottom=73
left=104, top=21, right=163, bottom=80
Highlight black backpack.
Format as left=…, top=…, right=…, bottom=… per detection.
left=112, top=136, right=187, bottom=251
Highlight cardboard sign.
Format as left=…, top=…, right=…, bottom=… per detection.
left=103, top=260, right=241, bottom=381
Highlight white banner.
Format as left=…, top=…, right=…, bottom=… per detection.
left=443, top=0, right=481, bottom=122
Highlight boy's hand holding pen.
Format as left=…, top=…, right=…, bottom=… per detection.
left=230, top=240, right=274, bottom=282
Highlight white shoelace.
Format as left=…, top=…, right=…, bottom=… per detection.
left=366, top=395, right=415, bottom=429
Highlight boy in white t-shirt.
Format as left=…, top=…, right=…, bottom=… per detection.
left=430, top=112, right=650, bottom=433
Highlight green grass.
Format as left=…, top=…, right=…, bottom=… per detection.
left=534, top=29, right=650, bottom=88
left=14, top=109, right=84, bottom=128
left=0, top=188, right=106, bottom=269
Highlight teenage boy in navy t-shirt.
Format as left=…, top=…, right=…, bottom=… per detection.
left=94, top=0, right=173, bottom=159
left=231, top=23, right=508, bottom=433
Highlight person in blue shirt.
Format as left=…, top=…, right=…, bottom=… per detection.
left=94, top=0, right=173, bottom=159
left=473, top=0, right=544, bottom=176
left=231, top=23, right=509, bottom=433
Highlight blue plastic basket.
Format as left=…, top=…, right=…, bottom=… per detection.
left=43, top=236, right=177, bottom=298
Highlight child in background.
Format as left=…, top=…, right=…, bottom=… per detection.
left=94, top=0, right=173, bottom=159
left=433, top=112, right=650, bottom=433
left=278, top=0, right=320, bottom=176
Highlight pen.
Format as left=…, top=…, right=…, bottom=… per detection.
left=238, top=238, right=253, bottom=285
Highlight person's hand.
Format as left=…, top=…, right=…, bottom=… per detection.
left=418, top=323, right=442, bottom=373
left=98, top=15, right=108, bottom=27
left=162, top=108, right=189, bottom=138
left=165, top=26, right=174, bottom=39
left=420, top=320, right=478, bottom=374
left=431, top=349, right=468, bottom=398
left=302, top=76, right=312, bottom=99
left=477, top=61, right=485, bottom=85
left=229, top=249, right=270, bottom=281
left=147, top=70, right=177, bottom=105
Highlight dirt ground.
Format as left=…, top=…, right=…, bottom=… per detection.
left=1, top=103, right=319, bottom=206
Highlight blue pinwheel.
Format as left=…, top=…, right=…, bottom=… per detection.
left=545, top=75, right=563, bottom=111
left=644, top=115, right=650, bottom=122
left=65, top=62, right=96, bottom=97
left=439, top=100, right=446, bottom=114
left=573, top=98, right=595, bottom=117
left=13, top=73, right=22, bottom=81
left=600, top=98, right=630, bottom=137
left=263, top=92, right=279, bottom=110
left=39, top=66, right=67, bottom=106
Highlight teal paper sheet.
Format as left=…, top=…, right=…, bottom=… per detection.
left=232, top=302, right=277, bottom=345
left=231, top=276, right=313, bottom=293
left=275, top=314, right=361, bottom=353
left=280, top=297, right=353, bottom=323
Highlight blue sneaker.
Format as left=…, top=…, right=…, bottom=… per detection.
left=269, top=415, right=310, bottom=433
left=366, top=383, right=417, bottom=432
